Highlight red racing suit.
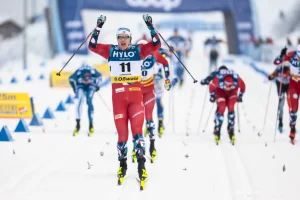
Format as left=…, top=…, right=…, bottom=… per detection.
left=209, top=72, right=245, bottom=134
left=274, top=51, right=300, bottom=137
left=141, top=51, right=170, bottom=140
left=88, top=29, right=161, bottom=161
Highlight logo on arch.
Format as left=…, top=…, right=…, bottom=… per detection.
left=125, top=0, right=182, bottom=11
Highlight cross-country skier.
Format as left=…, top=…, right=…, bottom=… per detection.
left=208, top=69, right=246, bottom=145
left=129, top=40, right=170, bottom=164
left=268, top=61, right=290, bottom=133
left=204, top=35, right=224, bottom=72
left=69, top=64, right=102, bottom=137
left=88, top=14, right=161, bottom=190
left=273, top=45, right=300, bottom=144
left=167, top=28, right=188, bottom=87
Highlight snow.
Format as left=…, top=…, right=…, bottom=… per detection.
left=1, top=10, right=300, bottom=200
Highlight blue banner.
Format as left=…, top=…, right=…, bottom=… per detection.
left=57, top=0, right=254, bottom=54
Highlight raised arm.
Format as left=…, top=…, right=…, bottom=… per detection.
left=88, top=15, right=111, bottom=59
left=139, top=14, right=161, bottom=58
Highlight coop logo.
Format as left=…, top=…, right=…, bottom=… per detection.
left=125, top=0, right=182, bottom=11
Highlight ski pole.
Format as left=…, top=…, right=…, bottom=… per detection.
left=152, top=27, right=198, bottom=83
left=237, top=102, right=241, bottom=133
left=259, top=82, right=273, bottom=137
left=202, top=103, right=215, bottom=132
left=96, top=92, right=111, bottom=113
left=197, top=86, right=208, bottom=134
left=274, top=58, right=286, bottom=142
left=56, top=22, right=101, bottom=76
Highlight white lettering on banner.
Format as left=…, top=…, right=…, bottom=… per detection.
left=68, top=42, right=87, bottom=51
left=237, top=22, right=252, bottom=30
left=126, top=0, right=182, bottom=11
left=238, top=33, right=251, bottom=41
left=67, top=31, right=85, bottom=40
left=112, top=51, right=135, bottom=58
left=65, top=20, right=82, bottom=29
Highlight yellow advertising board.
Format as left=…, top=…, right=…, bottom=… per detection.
left=50, top=70, right=73, bottom=88
left=93, top=63, right=110, bottom=77
left=50, top=63, right=110, bottom=88
left=0, top=93, right=33, bottom=118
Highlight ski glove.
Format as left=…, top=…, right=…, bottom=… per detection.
left=95, top=86, right=100, bottom=92
left=200, top=79, right=209, bottom=85
left=143, top=14, right=154, bottom=30
left=280, top=47, right=287, bottom=57
left=268, top=74, right=274, bottom=80
left=96, top=15, right=106, bottom=29
left=209, top=92, right=216, bottom=103
left=238, top=92, right=244, bottom=102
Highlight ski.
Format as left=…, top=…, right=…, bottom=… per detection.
left=136, top=177, right=148, bottom=191
left=117, top=175, right=128, bottom=185
left=147, top=155, right=156, bottom=163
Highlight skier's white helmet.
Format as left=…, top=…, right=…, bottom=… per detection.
left=116, top=27, right=132, bottom=38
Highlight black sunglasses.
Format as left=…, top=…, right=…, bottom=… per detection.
left=117, top=35, right=130, bottom=39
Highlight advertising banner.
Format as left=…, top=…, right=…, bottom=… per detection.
left=0, top=93, right=33, bottom=118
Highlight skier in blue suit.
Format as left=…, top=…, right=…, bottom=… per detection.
left=69, top=64, right=102, bottom=136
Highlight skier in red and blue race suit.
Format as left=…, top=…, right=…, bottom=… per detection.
left=208, top=68, right=246, bottom=145
left=133, top=40, right=171, bottom=164
left=87, top=14, right=161, bottom=187
left=267, top=61, right=290, bottom=133
left=273, top=45, right=300, bottom=143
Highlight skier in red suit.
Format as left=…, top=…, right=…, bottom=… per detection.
left=209, top=68, right=246, bottom=145
left=88, top=14, right=161, bottom=188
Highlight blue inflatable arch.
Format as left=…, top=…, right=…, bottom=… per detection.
left=56, top=0, right=255, bottom=55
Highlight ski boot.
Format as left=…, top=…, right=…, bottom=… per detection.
left=137, top=158, right=148, bottom=190
left=290, top=126, right=296, bottom=145
left=88, top=122, right=94, bottom=137
left=278, top=119, right=283, bottom=133
left=144, top=126, right=148, bottom=137
left=214, top=129, right=220, bottom=145
left=131, top=149, right=137, bottom=163
left=179, top=79, right=184, bottom=88
left=117, top=159, right=127, bottom=185
left=158, top=119, right=164, bottom=138
left=73, top=119, right=80, bottom=136
left=149, top=140, right=157, bottom=163
left=228, top=129, right=235, bottom=145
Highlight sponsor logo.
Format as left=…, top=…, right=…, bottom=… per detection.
left=129, top=87, right=141, bottom=91
left=19, top=106, right=28, bottom=114
left=112, top=51, right=135, bottom=58
left=111, top=76, right=141, bottom=83
left=115, top=114, right=123, bottom=119
left=132, top=110, right=144, bottom=118
left=115, top=87, right=125, bottom=93
left=0, top=93, right=33, bottom=118
left=126, top=0, right=182, bottom=11
left=144, top=97, right=155, bottom=105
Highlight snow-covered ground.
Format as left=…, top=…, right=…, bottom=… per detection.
left=1, top=24, right=300, bottom=200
